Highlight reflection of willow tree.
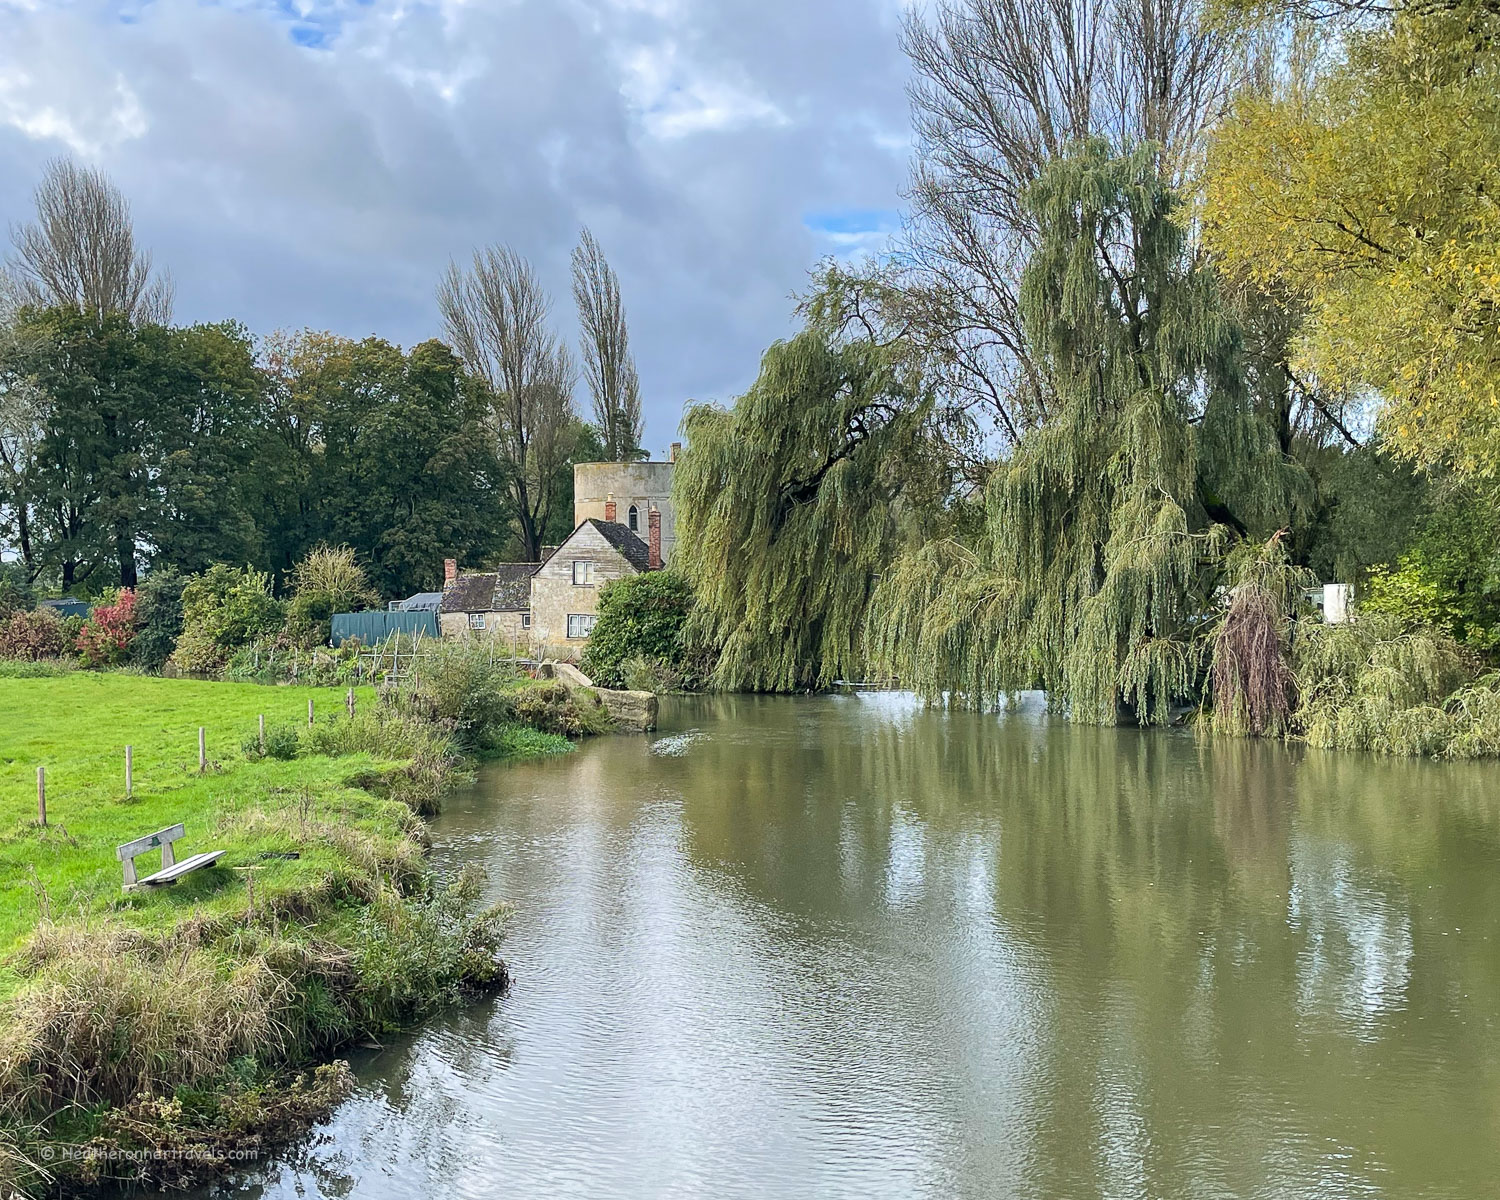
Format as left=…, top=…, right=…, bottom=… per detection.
left=668, top=699, right=1500, bottom=1195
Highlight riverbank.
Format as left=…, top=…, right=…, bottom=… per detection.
left=0, top=669, right=581, bottom=1197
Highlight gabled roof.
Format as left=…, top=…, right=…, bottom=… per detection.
left=578, top=518, right=652, bottom=572
left=396, top=592, right=443, bottom=613
left=441, top=562, right=540, bottom=613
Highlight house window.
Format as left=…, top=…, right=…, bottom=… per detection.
left=468, top=613, right=486, bottom=631
left=572, top=560, right=595, bottom=586
left=521, top=613, right=531, bottom=629
left=628, top=505, right=639, bottom=532
left=567, top=614, right=597, bottom=639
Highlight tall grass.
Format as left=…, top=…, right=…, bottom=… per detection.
left=0, top=870, right=505, bottom=1195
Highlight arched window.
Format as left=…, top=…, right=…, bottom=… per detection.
left=628, top=505, right=639, bottom=532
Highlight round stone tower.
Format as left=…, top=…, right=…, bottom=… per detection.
left=573, top=451, right=678, bottom=565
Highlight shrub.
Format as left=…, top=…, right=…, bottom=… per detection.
left=171, top=565, right=284, bottom=674
left=76, top=588, right=138, bottom=668
left=348, top=868, right=506, bottom=1031
left=131, top=568, right=188, bottom=671
left=620, top=654, right=685, bottom=695
left=511, top=681, right=613, bottom=738
left=1362, top=492, right=1500, bottom=655
left=1292, top=612, right=1489, bottom=756
left=285, top=546, right=380, bottom=647
left=581, top=570, right=697, bottom=689
left=407, top=640, right=517, bottom=749
left=239, top=723, right=302, bottom=761
left=0, top=608, right=68, bottom=661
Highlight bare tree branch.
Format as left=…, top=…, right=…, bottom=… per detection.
left=900, top=0, right=1245, bottom=450
left=438, top=246, right=577, bottom=561
left=5, top=158, right=173, bottom=324
left=572, top=228, right=643, bottom=461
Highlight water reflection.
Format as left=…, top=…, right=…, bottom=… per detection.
left=193, top=694, right=1500, bottom=1200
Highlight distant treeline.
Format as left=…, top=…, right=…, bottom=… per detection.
left=0, top=160, right=649, bottom=602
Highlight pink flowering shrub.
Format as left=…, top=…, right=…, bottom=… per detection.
left=76, top=589, right=138, bottom=667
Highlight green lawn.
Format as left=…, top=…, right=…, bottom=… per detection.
left=0, top=674, right=408, bottom=997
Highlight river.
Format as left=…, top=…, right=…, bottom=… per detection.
left=202, top=693, right=1500, bottom=1198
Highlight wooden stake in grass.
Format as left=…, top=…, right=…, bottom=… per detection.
left=346, top=687, right=355, bottom=718
left=198, top=726, right=207, bottom=773
left=259, top=713, right=266, bottom=751
left=125, top=745, right=133, bottom=797
left=308, top=698, right=315, bottom=727
left=36, top=766, right=46, bottom=827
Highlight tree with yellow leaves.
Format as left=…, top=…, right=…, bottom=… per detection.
left=1202, top=1, right=1500, bottom=478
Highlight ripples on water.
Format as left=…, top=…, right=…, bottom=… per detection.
left=193, top=693, right=1500, bottom=1200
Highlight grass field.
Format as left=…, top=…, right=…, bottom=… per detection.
left=0, top=674, right=413, bottom=997
left=0, top=669, right=582, bottom=1194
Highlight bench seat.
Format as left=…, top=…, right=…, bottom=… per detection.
left=138, top=850, right=227, bottom=887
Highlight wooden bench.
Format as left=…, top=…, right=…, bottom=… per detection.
left=117, top=824, right=226, bottom=892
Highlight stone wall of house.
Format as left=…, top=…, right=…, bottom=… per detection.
left=438, top=610, right=529, bottom=646
left=531, top=524, right=637, bottom=660
left=573, top=461, right=677, bottom=564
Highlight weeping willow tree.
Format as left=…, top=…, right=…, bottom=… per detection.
left=673, top=330, right=937, bottom=692
left=870, top=140, right=1290, bottom=724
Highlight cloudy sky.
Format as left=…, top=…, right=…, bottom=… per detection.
left=0, top=0, right=916, bottom=453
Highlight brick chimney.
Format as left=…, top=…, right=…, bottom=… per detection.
left=444, top=558, right=457, bottom=585
left=670, top=442, right=681, bottom=463
left=647, top=506, right=662, bottom=570
left=605, top=493, right=616, bottom=522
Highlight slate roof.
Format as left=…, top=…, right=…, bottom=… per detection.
left=440, top=562, right=540, bottom=613
left=583, top=519, right=653, bottom=573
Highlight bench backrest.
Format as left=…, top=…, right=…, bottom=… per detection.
left=118, top=824, right=187, bottom=888
left=117, top=824, right=186, bottom=862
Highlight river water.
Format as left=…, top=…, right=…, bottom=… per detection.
left=207, top=693, right=1500, bottom=1199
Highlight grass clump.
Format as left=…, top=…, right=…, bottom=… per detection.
left=241, top=723, right=302, bottom=761
left=484, top=723, right=574, bottom=760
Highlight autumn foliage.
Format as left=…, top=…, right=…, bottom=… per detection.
left=75, top=589, right=138, bottom=668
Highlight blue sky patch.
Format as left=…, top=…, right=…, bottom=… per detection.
left=802, top=208, right=901, bottom=236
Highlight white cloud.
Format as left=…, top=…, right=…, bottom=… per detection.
left=0, top=0, right=914, bottom=449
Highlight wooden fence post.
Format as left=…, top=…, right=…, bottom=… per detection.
left=308, top=698, right=315, bottom=727
left=125, top=745, right=133, bottom=797
left=36, top=766, right=45, bottom=827
left=198, top=727, right=206, bottom=773
left=259, top=714, right=266, bottom=751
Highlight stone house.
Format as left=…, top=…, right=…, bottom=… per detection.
left=438, top=560, right=539, bottom=647
left=529, top=506, right=661, bottom=660
left=437, top=456, right=673, bottom=659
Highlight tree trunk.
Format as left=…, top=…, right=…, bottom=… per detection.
left=117, top=532, right=137, bottom=588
